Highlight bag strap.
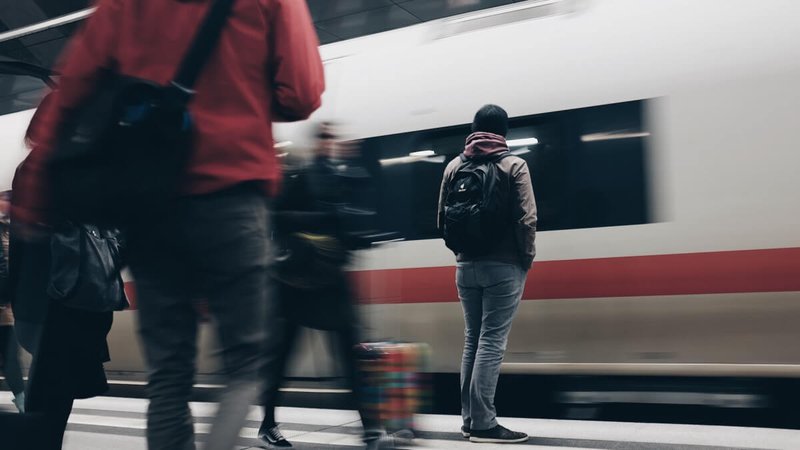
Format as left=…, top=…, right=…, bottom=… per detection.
left=170, top=0, right=238, bottom=98
left=491, top=151, right=513, bottom=163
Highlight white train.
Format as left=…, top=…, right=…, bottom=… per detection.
left=2, top=0, right=800, bottom=398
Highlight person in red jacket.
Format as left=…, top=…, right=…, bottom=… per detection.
left=16, top=1, right=324, bottom=449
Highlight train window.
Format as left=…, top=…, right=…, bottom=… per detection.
left=360, top=99, right=651, bottom=240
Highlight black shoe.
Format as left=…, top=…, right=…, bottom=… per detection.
left=461, top=425, right=471, bottom=438
left=469, top=424, right=528, bottom=443
left=258, top=425, right=292, bottom=447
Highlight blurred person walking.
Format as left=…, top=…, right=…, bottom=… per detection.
left=8, top=160, right=126, bottom=450
left=0, top=192, right=25, bottom=413
left=260, top=125, right=382, bottom=448
left=0, top=304, right=24, bottom=414
left=438, top=105, right=537, bottom=444
left=12, top=1, right=324, bottom=449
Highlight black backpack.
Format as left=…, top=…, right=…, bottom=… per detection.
left=46, top=0, right=236, bottom=226
left=443, top=152, right=512, bottom=255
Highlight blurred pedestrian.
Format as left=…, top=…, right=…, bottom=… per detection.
left=261, top=124, right=381, bottom=448
left=0, top=308, right=24, bottom=413
left=8, top=160, right=125, bottom=450
left=0, top=191, right=25, bottom=413
left=12, top=1, right=324, bottom=449
left=438, top=104, right=537, bottom=444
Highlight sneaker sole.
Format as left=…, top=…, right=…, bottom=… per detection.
left=461, top=431, right=471, bottom=438
left=469, top=436, right=529, bottom=443
left=258, top=437, right=293, bottom=448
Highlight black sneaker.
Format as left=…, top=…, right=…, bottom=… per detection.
left=258, top=425, right=292, bottom=447
left=461, top=425, right=471, bottom=438
left=469, top=424, right=528, bottom=443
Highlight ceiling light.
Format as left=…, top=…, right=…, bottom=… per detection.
left=409, top=150, right=435, bottom=157
left=581, top=131, right=651, bottom=143
left=274, top=141, right=293, bottom=148
left=507, top=137, right=539, bottom=147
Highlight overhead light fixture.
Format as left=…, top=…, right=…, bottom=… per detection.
left=510, top=148, right=531, bottom=156
left=507, top=137, right=539, bottom=147
left=274, top=141, right=293, bottom=148
left=409, top=150, right=435, bottom=157
left=581, top=131, right=651, bottom=143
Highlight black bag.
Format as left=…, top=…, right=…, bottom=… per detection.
left=443, top=152, right=512, bottom=255
left=47, top=224, right=127, bottom=312
left=47, top=0, right=237, bottom=226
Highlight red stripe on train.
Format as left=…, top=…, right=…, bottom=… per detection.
left=350, top=247, right=800, bottom=304
left=122, top=247, right=800, bottom=309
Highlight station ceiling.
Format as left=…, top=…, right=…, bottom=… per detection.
left=1, top=0, right=524, bottom=67
left=0, top=0, right=522, bottom=114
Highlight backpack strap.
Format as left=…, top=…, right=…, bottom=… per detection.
left=491, top=151, right=513, bottom=163
left=170, top=0, right=238, bottom=98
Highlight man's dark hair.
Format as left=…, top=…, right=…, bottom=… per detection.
left=471, top=104, right=509, bottom=137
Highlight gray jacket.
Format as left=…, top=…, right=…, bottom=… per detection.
left=437, top=132, right=538, bottom=270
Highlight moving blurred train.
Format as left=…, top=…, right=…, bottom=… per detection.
left=2, top=0, right=800, bottom=411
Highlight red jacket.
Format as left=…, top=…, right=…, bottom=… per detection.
left=16, top=0, right=325, bottom=225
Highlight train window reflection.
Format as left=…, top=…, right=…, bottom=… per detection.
left=0, top=73, right=49, bottom=115
left=361, top=99, right=651, bottom=240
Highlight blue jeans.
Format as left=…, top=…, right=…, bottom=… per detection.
left=457, top=261, right=526, bottom=430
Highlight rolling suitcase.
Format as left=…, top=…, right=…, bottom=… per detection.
left=358, top=342, right=431, bottom=438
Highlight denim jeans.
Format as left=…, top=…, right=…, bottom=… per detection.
left=456, top=261, right=526, bottom=430
left=128, top=184, right=272, bottom=450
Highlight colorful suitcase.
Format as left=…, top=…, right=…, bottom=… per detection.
left=358, top=342, right=431, bottom=436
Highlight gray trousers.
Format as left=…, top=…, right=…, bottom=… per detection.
left=456, top=261, right=526, bottom=431
left=128, top=185, right=272, bottom=450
